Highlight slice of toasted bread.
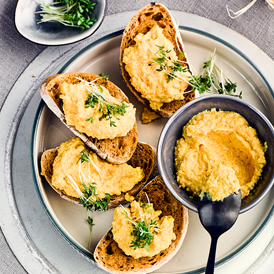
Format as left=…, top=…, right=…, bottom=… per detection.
left=40, top=72, right=138, bottom=164
left=94, top=176, right=188, bottom=273
left=120, top=3, right=195, bottom=118
left=40, top=141, right=156, bottom=209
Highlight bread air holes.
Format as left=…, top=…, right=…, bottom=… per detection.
left=152, top=12, right=163, bottom=21
left=106, top=235, right=110, bottom=241
left=118, top=139, right=125, bottom=149
left=127, top=38, right=136, bottom=47
left=157, top=22, right=166, bottom=29
left=144, top=12, right=154, bottom=16
left=164, top=192, right=172, bottom=203
left=106, top=243, right=114, bottom=255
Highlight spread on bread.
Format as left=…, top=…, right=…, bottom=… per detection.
left=122, top=25, right=190, bottom=111
left=60, top=77, right=136, bottom=140
left=94, top=176, right=188, bottom=273
left=51, top=137, right=145, bottom=210
left=175, top=109, right=267, bottom=201
left=112, top=200, right=176, bottom=259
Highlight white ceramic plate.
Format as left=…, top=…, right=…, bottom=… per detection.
left=31, top=28, right=274, bottom=273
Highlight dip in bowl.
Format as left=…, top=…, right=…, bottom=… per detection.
left=157, top=95, right=274, bottom=213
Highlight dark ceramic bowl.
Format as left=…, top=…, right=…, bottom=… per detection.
left=157, top=95, right=274, bottom=214
left=15, top=0, right=106, bottom=46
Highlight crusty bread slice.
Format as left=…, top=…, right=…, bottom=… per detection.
left=120, top=3, right=195, bottom=118
left=40, top=72, right=138, bottom=164
left=40, top=142, right=156, bottom=209
left=94, top=176, right=188, bottom=273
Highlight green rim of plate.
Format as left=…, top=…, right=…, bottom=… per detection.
left=31, top=27, right=274, bottom=274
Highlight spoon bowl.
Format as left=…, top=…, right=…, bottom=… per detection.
left=198, top=191, right=241, bottom=274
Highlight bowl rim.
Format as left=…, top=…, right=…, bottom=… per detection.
left=157, top=94, right=274, bottom=214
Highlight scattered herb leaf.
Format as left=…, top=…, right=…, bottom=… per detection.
left=87, top=216, right=94, bottom=248
left=87, top=216, right=94, bottom=228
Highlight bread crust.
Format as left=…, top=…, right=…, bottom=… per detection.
left=94, top=176, right=188, bottom=273
left=40, top=142, right=156, bottom=209
left=40, top=72, right=138, bottom=164
left=120, top=3, right=195, bottom=118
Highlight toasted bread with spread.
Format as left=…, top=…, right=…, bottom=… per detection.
left=120, top=3, right=195, bottom=118
left=40, top=72, right=138, bottom=164
left=94, top=176, right=188, bottom=273
left=40, top=138, right=156, bottom=209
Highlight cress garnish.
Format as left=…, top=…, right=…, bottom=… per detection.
left=37, top=0, right=98, bottom=31
left=148, top=45, right=242, bottom=98
left=190, top=49, right=242, bottom=98
left=148, top=45, right=189, bottom=83
left=80, top=181, right=111, bottom=212
left=77, top=74, right=128, bottom=127
left=67, top=150, right=111, bottom=212
left=87, top=216, right=94, bottom=247
left=121, top=203, right=159, bottom=252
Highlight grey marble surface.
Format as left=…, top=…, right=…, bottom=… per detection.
left=0, top=0, right=274, bottom=273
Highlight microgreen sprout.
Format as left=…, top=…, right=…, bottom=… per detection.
left=80, top=181, right=111, bottom=212
left=87, top=216, right=94, bottom=247
left=148, top=45, right=189, bottom=83
left=120, top=198, right=159, bottom=252
left=37, top=0, right=98, bottom=31
left=76, top=75, right=128, bottom=127
left=189, top=49, right=242, bottom=98
left=65, top=151, right=111, bottom=212
left=122, top=208, right=158, bottom=252
left=77, top=150, right=102, bottom=179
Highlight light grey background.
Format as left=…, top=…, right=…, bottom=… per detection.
left=0, top=0, right=274, bottom=273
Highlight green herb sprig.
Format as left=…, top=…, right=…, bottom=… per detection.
left=87, top=216, right=94, bottom=248
left=37, top=0, right=97, bottom=31
left=189, top=74, right=212, bottom=94
left=87, top=216, right=94, bottom=227
left=189, top=49, right=242, bottom=98
left=122, top=206, right=159, bottom=252
left=149, top=45, right=189, bottom=83
left=80, top=181, right=110, bottom=212
left=77, top=150, right=110, bottom=212
left=130, top=218, right=158, bottom=251
left=78, top=150, right=90, bottom=163
left=82, top=74, right=128, bottom=127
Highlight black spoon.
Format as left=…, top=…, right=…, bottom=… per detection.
left=198, top=191, right=241, bottom=274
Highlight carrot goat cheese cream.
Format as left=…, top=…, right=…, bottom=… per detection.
left=123, top=25, right=190, bottom=111
left=52, top=137, right=144, bottom=199
left=112, top=201, right=176, bottom=259
left=175, top=109, right=267, bottom=201
left=60, top=81, right=136, bottom=140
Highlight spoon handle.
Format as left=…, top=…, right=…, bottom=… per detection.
left=205, top=235, right=219, bottom=274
